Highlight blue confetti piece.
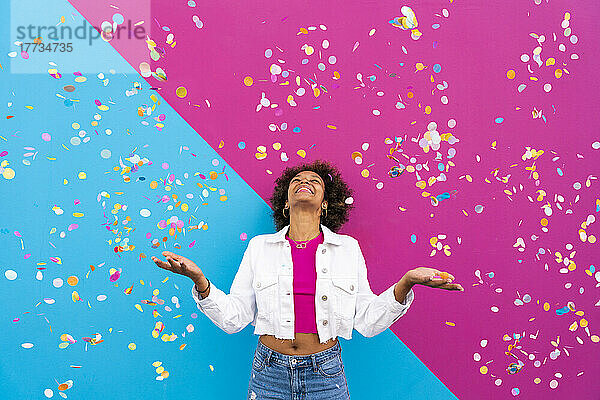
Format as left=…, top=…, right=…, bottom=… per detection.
left=495, top=117, right=504, bottom=124
left=556, top=306, right=570, bottom=316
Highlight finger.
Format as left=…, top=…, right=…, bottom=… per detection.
left=162, top=251, right=182, bottom=261
left=430, top=277, right=455, bottom=287
left=438, top=283, right=464, bottom=291
left=152, top=256, right=173, bottom=271
left=166, top=256, right=182, bottom=271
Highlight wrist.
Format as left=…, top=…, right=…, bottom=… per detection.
left=194, top=275, right=209, bottom=292
left=399, top=274, right=414, bottom=289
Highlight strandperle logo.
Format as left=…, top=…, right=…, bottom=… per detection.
left=15, top=19, right=146, bottom=46
left=9, top=0, right=151, bottom=74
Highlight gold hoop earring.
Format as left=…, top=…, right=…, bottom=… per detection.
left=282, top=206, right=289, bottom=218
left=321, top=205, right=327, bottom=218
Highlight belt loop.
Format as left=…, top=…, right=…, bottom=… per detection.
left=311, top=354, right=318, bottom=372
left=265, top=348, right=273, bottom=367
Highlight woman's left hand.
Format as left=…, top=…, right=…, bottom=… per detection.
left=402, top=267, right=464, bottom=291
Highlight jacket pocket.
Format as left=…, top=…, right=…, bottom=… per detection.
left=331, top=277, right=357, bottom=319
left=254, top=275, right=278, bottom=316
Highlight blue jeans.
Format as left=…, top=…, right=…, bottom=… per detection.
left=248, top=339, right=350, bottom=399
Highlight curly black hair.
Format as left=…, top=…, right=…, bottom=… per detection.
left=269, top=160, right=354, bottom=233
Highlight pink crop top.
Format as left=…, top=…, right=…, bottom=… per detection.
left=286, top=231, right=324, bottom=334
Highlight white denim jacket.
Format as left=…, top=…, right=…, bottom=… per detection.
left=191, top=224, right=414, bottom=344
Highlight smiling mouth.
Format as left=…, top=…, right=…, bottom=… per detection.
left=296, top=186, right=313, bottom=194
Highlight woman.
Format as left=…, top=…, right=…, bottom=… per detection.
left=152, top=160, right=464, bottom=399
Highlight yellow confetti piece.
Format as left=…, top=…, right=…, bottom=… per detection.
left=209, top=365, right=214, bottom=371
left=176, top=86, right=187, bottom=98
left=78, top=172, right=86, bottom=179
left=569, top=321, right=578, bottom=331
left=445, top=321, right=456, bottom=327
left=135, top=304, right=143, bottom=312
left=555, top=69, right=563, bottom=79
left=506, top=69, right=515, bottom=79
left=297, top=149, right=306, bottom=158
left=543, top=302, right=550, bottom=311
left=179, top=344, right=187, bottom=350
left=128, top=342, right=137, bottom=350
left=326, top=124, right=337, bottom=130
left=591, top=335, right=599, bottom=343
left=71, top=291, right=80, bottom=302
left=480, top=365, right=488, bottom=374
left=152, top=361, right=162, bottom=367
left=243, top=76, right=253, bottom=86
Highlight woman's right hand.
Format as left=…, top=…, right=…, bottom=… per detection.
left=151, top=251, right=205, bottom=284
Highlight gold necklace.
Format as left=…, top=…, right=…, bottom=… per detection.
left=289, top=231, right=320, bottom=249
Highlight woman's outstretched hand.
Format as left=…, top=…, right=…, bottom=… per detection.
left=151, top=251, right=205, bottom=285
left=402, top=267, right=464, bottom=291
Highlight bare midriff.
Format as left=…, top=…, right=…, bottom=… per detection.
left=259, top=333, right=338, bottom=355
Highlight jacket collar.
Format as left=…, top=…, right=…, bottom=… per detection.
left=266, top=224, right=342, bottom=246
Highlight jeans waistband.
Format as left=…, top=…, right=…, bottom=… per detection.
left=256, top=339, right=341, bottom=368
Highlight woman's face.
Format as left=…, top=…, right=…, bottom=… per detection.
left=286, top=170, right=326, bottom=210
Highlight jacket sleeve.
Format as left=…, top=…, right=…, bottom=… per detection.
left=190, top=237, right=257, bottom=334
left=353, top=239, right=414, bottom=338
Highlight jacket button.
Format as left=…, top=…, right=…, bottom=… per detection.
left=256, top=282, right=261, bottom=288
left=322, top=320, right=328, bottom=326
left=350, top=284, right=354, bottom=291
left=321, top=295, right=327, bottom=301
left=321, top=268, right=327, bottom=273
left=322, top=249, right=327, bottom=254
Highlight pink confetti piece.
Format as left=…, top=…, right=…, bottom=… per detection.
left=109, top=269, right=121, bottom=282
